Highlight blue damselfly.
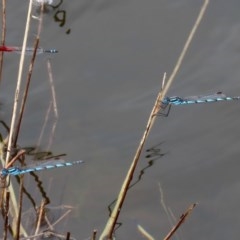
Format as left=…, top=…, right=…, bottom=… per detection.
left=159, top=92, right=240, bottom=116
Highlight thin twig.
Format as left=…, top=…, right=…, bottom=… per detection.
left=158, top=182, right=176, bottom=230
left=4, top=1, right=37, bottom=238
left=15, top=175, right=24, bottom=240
left=3, top=191, right=10, bottom=240
left=0, top=0, right=6, bottom=84
left=161, top=0, right=209, bottom=99
left=163, top=203, right=197, bottom=240
left=6, top=149, right=26, bottom=169
left=13, top=2, right=44, bottom=147
left=13, top=38, right=40, bottom=147
left=66, top=232, right=70, bottom=240
left=91, top=229, right=97, bottom=240
left=36, top=101, right=52, bottom=148
left=137, top=224, right=155, bottom=240
left=5, top=0, right=33, bottom=164
left=34, top=200, right=46, bottom=240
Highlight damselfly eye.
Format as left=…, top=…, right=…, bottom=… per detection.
left=169, top=97, right=181, bottom=103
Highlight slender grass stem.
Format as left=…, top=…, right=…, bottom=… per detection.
left=0, top=0, right=6, bottom=84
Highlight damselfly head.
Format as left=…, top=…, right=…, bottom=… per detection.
left=168, top=96, right=182, bottom=104
left=161, top=97, right=170, bottom=104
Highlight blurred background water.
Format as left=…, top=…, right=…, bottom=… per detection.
left=1, top=0, right=240, bottom=239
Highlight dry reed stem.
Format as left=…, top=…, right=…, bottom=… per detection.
left=14, top=2, right=44, bottom=147
left=4, top=1, right=46, bottom=238
left=13, top=38, right=40, bottom=147
left=0, top=0, right=6, bottom=83
left=3, top=191, right=10, bottom=240
left=66, top=232, right=71, bottom=240
left=161, top=0, right=209, bottom=99
left=99, top=1, right=209, bottom=239
left=163, top=203, right=197, bottom=240
left=15, top=175, right=24, bottom=239
left=137, top=224, right=155, bottom=240
left=91, top=230, right=97, bottom=240
left=5, top=0, right=33, bottom=164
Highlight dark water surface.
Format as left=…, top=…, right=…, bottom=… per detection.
left=1, top=0, right=240, bottom=239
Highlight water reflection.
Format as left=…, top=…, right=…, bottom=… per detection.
left=106, top=142, right=167, bottom=236
left=33, top=0, right=71, bottom=34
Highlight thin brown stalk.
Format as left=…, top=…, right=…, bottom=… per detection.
left=91, top=230, right=97, bottom=240
left=99, top=1, right=209, bottom=239
left=13, top=2, right=44, bottom=147
left=13, top=38, right=40, bottom=147
left=5, top=2, right=43, bottom=233
left=0, top=0, right=6, bottom=83
left=161, top=0, right=209, bottom=98
left=163, top=203, right=197, bottom=240
left=36, top=101, right=52, bottom=148
left=5, top=149, right=26, bottom=169
left=3, top=191, right=10, bottom=240
left=66, top=232, right=71, bottom=240
left=15, top=176, right=24, bottom=240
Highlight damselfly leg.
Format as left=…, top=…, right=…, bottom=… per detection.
left=156, top=101, right=172, bottom=117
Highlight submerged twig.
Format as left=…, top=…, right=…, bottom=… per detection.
left=163, top=203, right=197, bottom=240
